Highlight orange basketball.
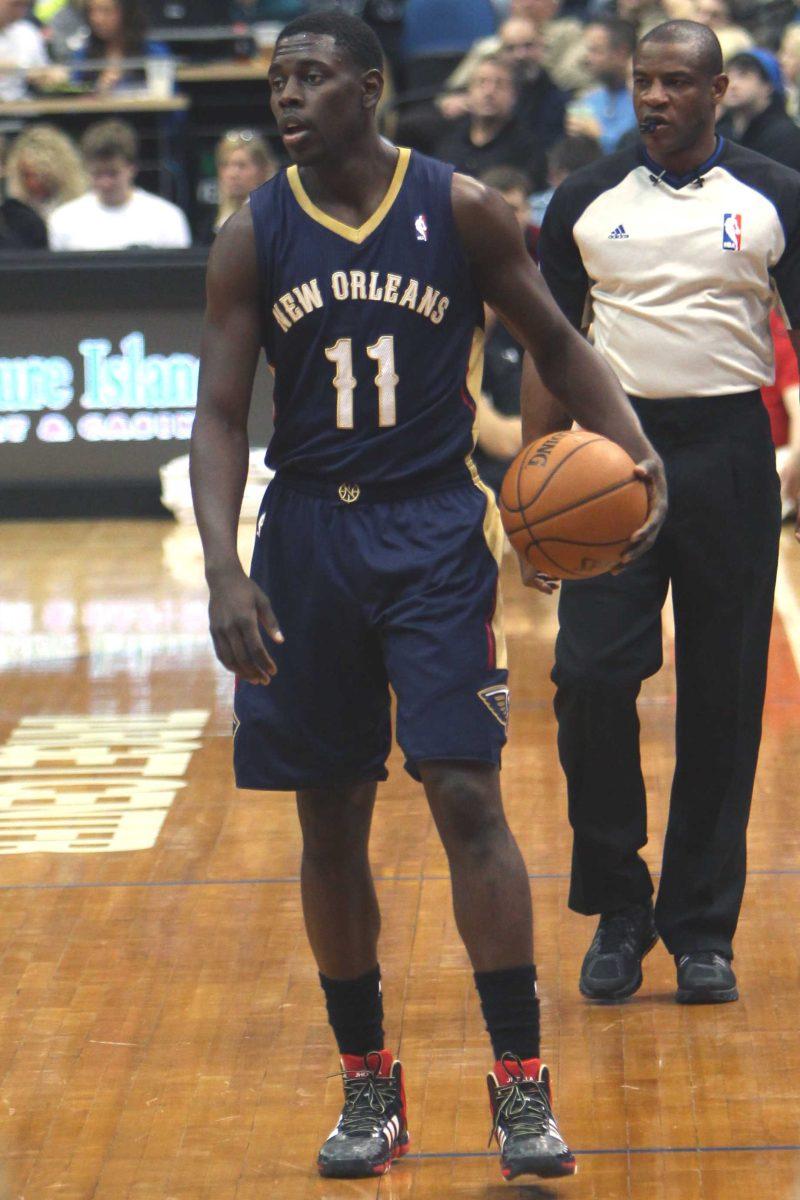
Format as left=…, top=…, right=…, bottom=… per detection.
left=498, top=430, right=649, bottom=579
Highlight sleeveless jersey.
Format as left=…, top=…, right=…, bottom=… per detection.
left=249, top=148, right=485, bottom=487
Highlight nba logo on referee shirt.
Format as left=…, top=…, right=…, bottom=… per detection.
left=722, top=213, right=742, bottom=251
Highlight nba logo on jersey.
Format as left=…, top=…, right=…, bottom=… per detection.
left=415, top=213, right=428, bottom=242
left=722, top=213, right=742, bottom=251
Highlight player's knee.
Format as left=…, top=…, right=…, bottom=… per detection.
left=297, top=784, right=374, bottom=861
left=425, top=768, right=508, bottom=859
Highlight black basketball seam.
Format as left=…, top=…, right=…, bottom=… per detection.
left=503, top=434, right=608, bottom=515
left=525, top=476, right=645, bottom=530
left=529, top=541, right=578, bottom=574
left=530, top=539, right=620, bottom=577
left=532, top=535, right=633, bottom=547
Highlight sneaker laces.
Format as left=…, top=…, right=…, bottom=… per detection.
left=335, top=1055, right=396, bottom=1138
left=488, top=1054, right=551, bottom=1148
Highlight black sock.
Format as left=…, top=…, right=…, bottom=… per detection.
left=319, top=965, right=385, bottom=1056
left=474, top=964, right=540, bottom=1061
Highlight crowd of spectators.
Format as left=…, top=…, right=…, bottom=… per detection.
left=1, top=0, right=800, bottom=247
left=1, top=0, right=799, bottom=482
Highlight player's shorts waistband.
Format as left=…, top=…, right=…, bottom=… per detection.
left=272, top=465, right=471, bottom=504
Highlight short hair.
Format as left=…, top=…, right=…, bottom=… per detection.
left=480, top=165, right=531, bottom=194
left=275, top=9, right=384, bottom=73
left=469, top=53, right=517, bottom=85
left=588, top=17, right=637, bottom=56
left=80, top=119, right=139, bottom=165
left=637, top=20, right=724, bottom=76
left=547, top=133, right=603, bottom=176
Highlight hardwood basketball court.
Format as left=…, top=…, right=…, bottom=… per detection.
left=1, top=517, right=799, bottom=1199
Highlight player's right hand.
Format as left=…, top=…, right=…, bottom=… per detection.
left=207, top=566, right=284, bottom=685
left=620, top=454, right=668, bottom=564
left=518, top=558, right=559, bottom=595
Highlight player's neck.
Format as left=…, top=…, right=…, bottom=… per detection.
left=297, top=136, right=399, bottom=224
left=644, top=127, right=718, bottom=178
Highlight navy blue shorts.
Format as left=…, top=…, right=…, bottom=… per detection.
left=233, top=473, right=509, bottom=790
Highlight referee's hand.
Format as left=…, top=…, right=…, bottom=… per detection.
left=619, top=455, right=668, bottom=565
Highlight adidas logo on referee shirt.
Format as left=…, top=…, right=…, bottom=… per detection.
left=608, top=224, right=630, bottom=239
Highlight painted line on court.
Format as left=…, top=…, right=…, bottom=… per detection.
left=0, top=872, right=556, bottom=892
left=0, top=867, right=799, bottom=892
left=406, top=1144, right=800, bottom=1160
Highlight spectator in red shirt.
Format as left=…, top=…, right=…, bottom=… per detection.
left=762, top=309, right=800, bottom=516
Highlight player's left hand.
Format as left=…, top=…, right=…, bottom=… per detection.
left=518, top=558, right=559, bottom=594
left=619, top=455, right=668, bottom=564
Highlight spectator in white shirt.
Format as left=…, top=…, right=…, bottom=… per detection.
left=0, top=0, right=48, bottom=101
left=48, top=119, right=191, bottom=250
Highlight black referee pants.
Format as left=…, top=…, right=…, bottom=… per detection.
left=552, top=392, right=781, bottom=959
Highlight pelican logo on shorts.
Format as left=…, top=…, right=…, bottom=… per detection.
left=722, top=213, right=742, bottom=251
left=414, top=213, right=428, bottom=242
left=338, top=483, right=361, bottom=504
left=478, top=685, right=511, bottom=728
left=257, top=512, right=266, bottom=537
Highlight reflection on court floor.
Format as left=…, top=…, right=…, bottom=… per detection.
left=0, top=519, right=799, bottom=1198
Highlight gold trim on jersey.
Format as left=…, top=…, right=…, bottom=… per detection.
left=464, top=326, right=508, bottom=672
left=286, top=147, right=412, bottom=244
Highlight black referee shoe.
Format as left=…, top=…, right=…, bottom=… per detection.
left=675, top=952, right=738, bottom=1004
left=579, top=901, right=658, bottom=1001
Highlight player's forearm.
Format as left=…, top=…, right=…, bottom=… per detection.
left=520, top=354, right=571, bottom=445
left=534, top=329, right=655, bottom=464
left=189, top=408, right=250, bottom=578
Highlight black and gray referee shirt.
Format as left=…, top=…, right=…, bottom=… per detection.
left=538, top=137, right=800, bottom=399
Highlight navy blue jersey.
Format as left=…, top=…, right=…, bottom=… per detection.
left=249, top=148, right=485, bottom=486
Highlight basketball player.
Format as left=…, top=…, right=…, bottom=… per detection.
left=526, top=21, right=800, bottom=1005
left=189, top=9, right=666, bottom=1182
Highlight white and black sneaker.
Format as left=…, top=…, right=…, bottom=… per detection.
left=317, top=1050, right=410, bottom=1178
left=487, top=1053, right=576, bottom=1181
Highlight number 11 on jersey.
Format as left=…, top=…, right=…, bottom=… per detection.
left=325, top=336, right=399, bottom=429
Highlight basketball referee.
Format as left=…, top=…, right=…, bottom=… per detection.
left=524, top=19, right=800, bottom=1004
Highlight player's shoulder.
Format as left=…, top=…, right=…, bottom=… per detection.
left=450, top=171, right=515, bottom=248
left=546, top=146, right=641, bottom=227
left=402, top=146, right=453, bottom=181
left=251, top=166, right=289, bottom=204
left=248, top=165, right=296, bottom=231
left=207, top=201, right=258, bottom=287
left=716, top=138, right=800, bottom=222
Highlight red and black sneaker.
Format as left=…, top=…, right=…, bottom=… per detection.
left=317, top=1050, right=410, bottom=1178
left=487, top=1053, right=577, bottom=1181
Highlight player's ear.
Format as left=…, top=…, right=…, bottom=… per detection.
left=361, top=67, right=384, bottom=111
left=712, top=72, right=729, bottom=105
